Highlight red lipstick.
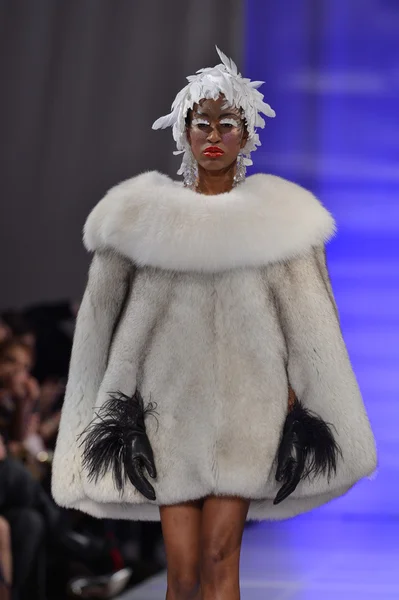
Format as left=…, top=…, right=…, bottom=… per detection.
left=203, top=146, right=224, bottom=157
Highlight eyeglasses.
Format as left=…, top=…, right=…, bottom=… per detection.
left=189, top=116, right=244, bottom=134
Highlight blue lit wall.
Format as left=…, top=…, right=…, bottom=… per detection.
left=246, top=0, right=399, bottom=516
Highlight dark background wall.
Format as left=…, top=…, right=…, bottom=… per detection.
left=0, top=0, right=243, bottom=309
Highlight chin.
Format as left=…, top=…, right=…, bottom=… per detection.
left=197, top=157, right=236, bottom=171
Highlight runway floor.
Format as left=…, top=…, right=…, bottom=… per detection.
left=118, top=515, right=399, bottom=600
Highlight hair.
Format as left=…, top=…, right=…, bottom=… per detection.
left=1, top=310, right=34, bottom=337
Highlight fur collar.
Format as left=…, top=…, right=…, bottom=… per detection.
left=84, top=171, right=336, bottom=272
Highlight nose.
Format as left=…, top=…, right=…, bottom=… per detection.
left=207, top=124, right=221, bottom=144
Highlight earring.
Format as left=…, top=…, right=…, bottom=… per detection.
left=182, top=149, right=198, bottom=189
left=234, top=154, right=246, bottom=186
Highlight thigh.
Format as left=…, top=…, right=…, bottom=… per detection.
left=200, top=496, right=249, bottom=566
left=160, top=499, right=204, bottom=577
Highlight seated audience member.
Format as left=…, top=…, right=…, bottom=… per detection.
left=0, top=339, right=38, bottom=443
left=0, top=339, right=48, bottom=480
left=0, top=320, right=11, bottom=345
left=22, top=300, right=76, bottom=383
left=0, top=312, right=35, bottom=351
left=37, top=378, right=64, bottom=451
left=0, top=434, right=48, bottom=600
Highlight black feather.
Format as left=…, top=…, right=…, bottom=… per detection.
left=78, top=390, right=158, bottom=493
left=281, top=399, right=342, bottom=482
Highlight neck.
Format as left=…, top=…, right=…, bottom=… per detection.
left=195, top=163, right=236, bottom=195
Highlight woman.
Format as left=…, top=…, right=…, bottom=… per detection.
left=0, top=339, right=39, bottom=448
left=0, top=434, right=47, bottom=600
left=52, top=48, right=376, bottom=600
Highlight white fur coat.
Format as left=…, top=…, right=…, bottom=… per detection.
left=52, top=171, right=376, bottom=521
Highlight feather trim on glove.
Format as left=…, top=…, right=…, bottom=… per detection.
left=274, top=398, right=342, bottom=505
left=78, top=391, right=158, bottom=500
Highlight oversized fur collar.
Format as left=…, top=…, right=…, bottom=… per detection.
left=84, top=171, right=336, bottom=272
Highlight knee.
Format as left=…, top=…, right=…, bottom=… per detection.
left=167, top=571, right=200, bottom=600
left=201, top=538, right=236, bottom=581
left=0, top=516, right=11, bottom=548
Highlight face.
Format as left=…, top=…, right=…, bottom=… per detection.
left=0, top=322, right=10, bottom=343
left=0, top=344, right=33, bottom=376
left=186, top=96, right=248, bottom=172
left=19, top=332, right=36, bottom=349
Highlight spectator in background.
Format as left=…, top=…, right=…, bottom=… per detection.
left=0, top=339, right=51, bottom=482
left=0, top=440, right=12, bottom=599
left=0, top=434, right=48, bottom=600
left=0, top=339, right=39, bottom=445
left=0, top=312, right=36, bottom=351
left=0, top=318, right=146, bottom=598
left=22, top=300, right=76, bottom=384
left=2, top=300, right=76, bottom=385
left=37, top=378, right=64, bottom=450
left=0, top=320, right=11, bottom=345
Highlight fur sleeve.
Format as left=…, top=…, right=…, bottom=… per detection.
left=52, top=249, right=132, bottom=507
left=269, top=247, right=376, bottom=485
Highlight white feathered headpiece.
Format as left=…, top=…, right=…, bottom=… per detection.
left=152, top=46, right=276, bottom=175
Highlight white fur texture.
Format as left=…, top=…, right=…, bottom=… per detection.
left=52, top=173, right=376, bottom=522
left=83, top=171, right=336, bottom=272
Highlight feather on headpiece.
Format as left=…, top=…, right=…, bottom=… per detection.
left=152, top=46, right=276, bottom=174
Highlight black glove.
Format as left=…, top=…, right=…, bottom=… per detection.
left=273, top=398, right=341, bottom=505
left=80, top=391, right=158, bottom=501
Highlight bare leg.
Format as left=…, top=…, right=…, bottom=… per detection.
left=160, top=499, right=204, bottom=600
left=200, top=496, right=250, bottom=600
left=0, top=516, right=12, bottom=586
